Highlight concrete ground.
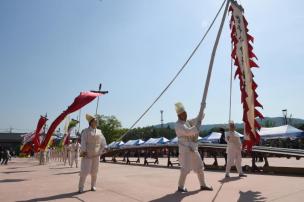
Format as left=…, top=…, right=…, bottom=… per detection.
left=0, top=157, right=304, bottom=202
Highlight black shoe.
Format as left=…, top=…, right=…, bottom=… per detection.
left=239, top=173, right=247, bottom=177
left=200, top=186, right=213, bottom=191
left=177, top=187, right=188, bottom=193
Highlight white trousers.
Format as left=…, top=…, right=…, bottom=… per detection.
left=178, top=169, right=207, bottom=188
left=225, top=148, right=243, bottom=174
left=70, top=153, right=79, bottom=168
left=79, top=156, right=100, bottom=189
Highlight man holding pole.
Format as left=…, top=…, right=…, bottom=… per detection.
left=175, top=102, right=213, bottom=192
left=78, top=114, right=107, bottom=193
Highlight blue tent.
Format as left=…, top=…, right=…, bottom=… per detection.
left=108, top=141, right=125, bottom=149
left=143, top=137, right=169, bottom=145
left=122, top=139, right=145, bottom=147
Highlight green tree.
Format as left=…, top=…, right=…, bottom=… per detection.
left=96, top=115, right=123, bottom=143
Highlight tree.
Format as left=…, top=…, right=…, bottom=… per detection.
left=96, top=115, right=123, bottom=143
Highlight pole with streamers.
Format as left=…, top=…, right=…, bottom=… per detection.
left=90, top=83, right=109, bottom=126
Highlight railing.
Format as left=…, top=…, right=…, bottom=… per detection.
left=101, top=143, right=304, bottom=176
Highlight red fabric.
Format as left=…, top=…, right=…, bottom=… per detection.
left=20, top=143, right=32, bottom=154
left=40, top=92, right=102, bottom=150
left=32, top=116, right=48, bottom=153
left=229, top=1, right=263, bottom=152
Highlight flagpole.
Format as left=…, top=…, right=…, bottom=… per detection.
left=95, top=83, right=102, bottom=118
left=196, top=0, right=230, bottom=129
left=90, top=83, right=109, bottom=128
left=78, top=109, right=81, bottom=134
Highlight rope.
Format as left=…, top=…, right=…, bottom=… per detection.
left=229, top=42, right=233, bottom=122
left=119, top=0, right=227, bottom=141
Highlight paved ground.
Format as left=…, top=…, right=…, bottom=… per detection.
left=0, top=158, right=304, bottom=202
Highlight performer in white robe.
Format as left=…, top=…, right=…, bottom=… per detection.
left=70, top=139, right=81, bottom=168
left=78, top=114, right=107, bottom=193
left=225, top=121, right=246, bottom=178
left=175, top=102, right=213, bottom=192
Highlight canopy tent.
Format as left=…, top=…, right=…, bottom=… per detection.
left=201, top=131, right=244, bottom=143
left=202, top=132, right=221, bottom=143
left=259, top=125, right=304, bottom=140
left=108, top=141, right=125, bottom=149
left=143, top=137, right=170, bottom=145
left=170, top=136, right=202, bottom=144
left=108, top=141, right=116, bottom=148
left=122, top=139, right=145, bottom=147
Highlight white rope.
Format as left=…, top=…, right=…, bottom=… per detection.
left=229, top=42, right=233, bottom=122
left=119, top=0, right=227, bottom=141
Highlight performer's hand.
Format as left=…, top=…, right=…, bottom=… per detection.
left=80, top=151, right=87, bottom=157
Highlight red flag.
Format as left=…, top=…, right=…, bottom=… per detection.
left=229, top=2, right=263, bottom=151
left=32, top=116, right=48, bottom=152
left=40, top=92, right=103, bottom=150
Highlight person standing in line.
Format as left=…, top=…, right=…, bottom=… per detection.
left=225, top=121, right=247, bottom=178
left=70, top=139, right=81, bottom=168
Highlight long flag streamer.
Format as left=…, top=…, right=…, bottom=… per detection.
left=229, top=0, right=264, bottom=151
left=61, top=119, right=79, bottom=147
left=40, top=91, right=103, bottom=150
left=32, top=116, right=48, bottom=152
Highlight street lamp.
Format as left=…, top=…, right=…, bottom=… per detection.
left=282, top=109, right=287, bottom=125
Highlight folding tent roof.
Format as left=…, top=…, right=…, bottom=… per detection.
left=259, top=125, right=304, bottom=139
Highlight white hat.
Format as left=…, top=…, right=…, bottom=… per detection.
left=86, top=114, right=96, bottom=123
left=175, top=102, right=186, bottom=115
left=228, top=120, right=234, bottom=125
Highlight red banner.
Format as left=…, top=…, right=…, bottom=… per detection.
left=229, top=1, right=263, bottom=151
left=40, top=92, right=102, bottom=150
left=32, top=116, right=48, bottom=152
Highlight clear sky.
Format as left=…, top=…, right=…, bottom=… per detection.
left=0, top=0, right=303, bottom=133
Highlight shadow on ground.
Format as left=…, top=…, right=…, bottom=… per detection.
left=0, top=179, right=27, bottom=183
left=16, top=191, right=89, bottom=202
left=54, top=171, right=80, bottom=175
left=149, top=190, right=201, bottom=202
left=2, top=170, right=34, bottom=174
left=237, top=190, right=267, bottom=202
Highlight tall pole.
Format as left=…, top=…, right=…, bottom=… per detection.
left=160, top=110, right=164, bottom=128
left=78, top=109, right=81, bottom=134
left=95, top=83, right=102, bottom=117
left=196, top=0, right=230, bottom=128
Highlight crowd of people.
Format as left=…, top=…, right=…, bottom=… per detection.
left=35, top=139, right=81, bottom=167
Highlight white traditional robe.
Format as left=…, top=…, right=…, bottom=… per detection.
left=79, top=127, right=107, bottom=189
left=225, top=131, right=243, bottom=174
left=70, top=142, right=80, bottom=168
left=175, top=118, right=207, bottom=187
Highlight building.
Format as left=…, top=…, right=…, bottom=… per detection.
left=0, top=132, right=25, bottom=155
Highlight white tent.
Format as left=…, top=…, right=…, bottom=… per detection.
left=201, top=132, right=221, bottom=143
left=170, top=136, right=202, bottom=144
left=259, top=125, right=304, bottom=139
left=201, top=131, right=243, bottom=143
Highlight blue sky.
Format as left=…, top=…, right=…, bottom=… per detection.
left=0, top=0, right=303, bottom=133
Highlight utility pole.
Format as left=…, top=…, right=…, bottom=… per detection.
left=160, top=110, right=164, bottom=128
left=282, top=109, right=288, bottom=125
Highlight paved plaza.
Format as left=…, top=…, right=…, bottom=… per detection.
left=0, top=158, right=304, bottom=202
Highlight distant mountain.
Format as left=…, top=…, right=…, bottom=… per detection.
left=153, top=117, right=304, bottom=131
